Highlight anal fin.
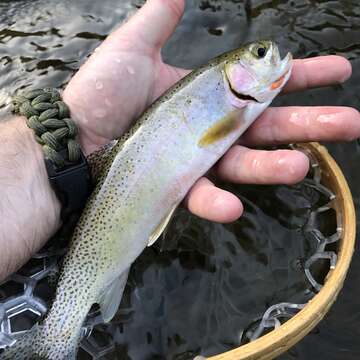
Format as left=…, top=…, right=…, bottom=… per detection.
left=147, top=204, right=178, bottom=247
left=98, top=269, right=130, bottom=323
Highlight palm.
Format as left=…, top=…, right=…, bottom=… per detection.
left=154, top=62, right=189, bottom=104
left=63, top=8, right=188, bottom=156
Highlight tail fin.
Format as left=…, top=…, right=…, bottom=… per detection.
left=0, top=325, right=77, bottom=360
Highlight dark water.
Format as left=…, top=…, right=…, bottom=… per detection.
left=0, top=0, right=359, bottom=359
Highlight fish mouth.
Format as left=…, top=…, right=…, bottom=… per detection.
left=224, top=51, right=293, bottom=104
left=272, top=52, right=293, bottom=90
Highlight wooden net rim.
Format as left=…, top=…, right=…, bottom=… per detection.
left=209, top=142, right=356, bottom=360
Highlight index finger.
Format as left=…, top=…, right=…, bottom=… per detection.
left=282, top=55, right=352, bottom=93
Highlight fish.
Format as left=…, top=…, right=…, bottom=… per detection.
left=2, top=40, right=292, bottom=360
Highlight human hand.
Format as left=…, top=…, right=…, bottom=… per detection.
left=64, top=0, right=360, bottom=223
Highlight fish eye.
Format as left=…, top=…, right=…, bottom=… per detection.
left=257, top=47, right=266, bottom=58
left=251, top=44, right=268, bottom=59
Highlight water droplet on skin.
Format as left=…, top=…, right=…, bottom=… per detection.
left=115, top=58, right=122, bottom=63
left=316, top=113, right=337, bottom=124
left=95, top=81, right=103, bottom=90
left=126, top=65, right=135, bottom=75
left=93, top=108, right=107, bottom=118
left=289, top=112, right=311, bottom=128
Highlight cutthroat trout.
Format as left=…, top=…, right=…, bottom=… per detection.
left=3, top=40, right=292, bottom=359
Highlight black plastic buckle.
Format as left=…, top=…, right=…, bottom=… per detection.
left=45, top=149, right=93, bottom=220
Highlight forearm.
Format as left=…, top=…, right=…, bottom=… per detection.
left=0, top=116, right=61, bottom=281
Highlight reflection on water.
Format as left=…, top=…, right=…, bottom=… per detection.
left=0, top=0, right=359, bottom=359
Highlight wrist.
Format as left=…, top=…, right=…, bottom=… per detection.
left=0, top=117, right=61, bottom=280
left=62, top=88, right=111, bottom=156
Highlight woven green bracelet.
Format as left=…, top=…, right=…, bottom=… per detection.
left=12, top=87, right=92, bottom=219
left=12, top=88, right=81, bottom=169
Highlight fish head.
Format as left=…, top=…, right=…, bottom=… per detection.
left=223, top=40, right=292, bottom=109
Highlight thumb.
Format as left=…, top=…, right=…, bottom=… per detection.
left=119, top=0, right=185, bottom=51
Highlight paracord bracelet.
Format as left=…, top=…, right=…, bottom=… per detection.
left=12, top=88, right=92, bottom=220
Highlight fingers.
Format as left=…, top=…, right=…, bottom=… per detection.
left=242, top=106, right=360, bottom=146
left=184, top=148, right=309, bottom=223
left=283, top=56, right=352, bottom=93
left=119, top=0, right=185, bottom=52
left=214, top=146, right=309, bottom=185
left=184, top=177, right=243, bottom=223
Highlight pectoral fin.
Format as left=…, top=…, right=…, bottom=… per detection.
left=98, top=269, right=130, bottom=323
left=147, top=204, right=178, bottom=247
